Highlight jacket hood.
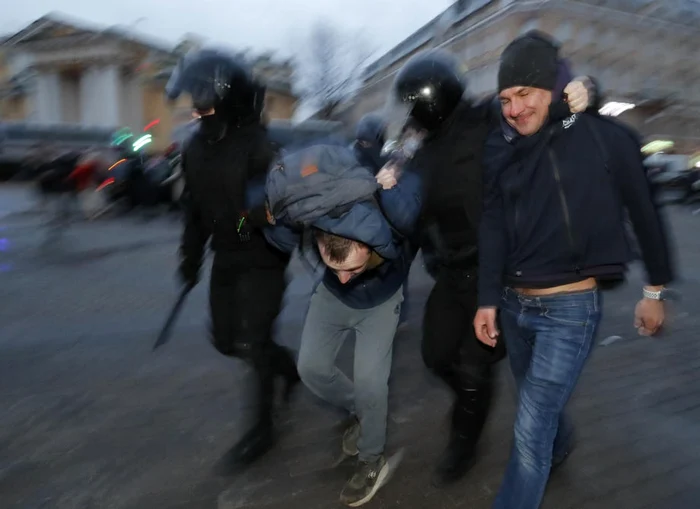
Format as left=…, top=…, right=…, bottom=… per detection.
left=312, top=200, right=400, bottom=260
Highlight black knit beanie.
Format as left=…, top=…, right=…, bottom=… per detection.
left=498, top=30, right=560, bottom=93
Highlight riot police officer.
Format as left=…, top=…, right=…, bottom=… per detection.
left=390, top=48, right=595, bottom=485
left=165, top=49, right=299, bottom=470
left=352, top=112, right=388, bottom=174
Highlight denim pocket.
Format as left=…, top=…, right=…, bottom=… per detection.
left=543, top=303, right=591, bottom=327
left=541, top=290, right=600, bottom=327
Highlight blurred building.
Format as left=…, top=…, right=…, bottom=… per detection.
left=0, top=13, right=298, bottom=152
left=338, top=0, right=700, bottom=155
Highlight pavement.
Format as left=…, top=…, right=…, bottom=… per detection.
left=1, top=185, right=699, bottom=509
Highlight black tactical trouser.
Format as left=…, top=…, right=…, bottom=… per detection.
left=422, top=267, right=506, bottom=443
left=209, top=255, right=298, bottom=425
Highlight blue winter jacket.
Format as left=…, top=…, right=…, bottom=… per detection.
left=255, top=159, right=422, bottom=309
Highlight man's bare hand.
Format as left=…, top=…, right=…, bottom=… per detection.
left=634, top=298, right=665, bottom=336
left=565, top=76, right=592, bottom=114
left=474, top=307, right=499, bottom=347
left=376, top=165, right=398, bottom=190
left=265, top=202, right=276, bottom=225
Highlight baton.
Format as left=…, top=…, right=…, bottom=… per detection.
left=152, top=284, right=193, bottom=350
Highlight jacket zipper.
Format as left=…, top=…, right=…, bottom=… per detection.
left=548, top=149, right=580, bottom=273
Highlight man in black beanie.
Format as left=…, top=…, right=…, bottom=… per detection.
left=475, top=31, right=674, bottom=509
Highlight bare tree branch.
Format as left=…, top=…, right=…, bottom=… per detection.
left=294, top=20, right=376, bottom=120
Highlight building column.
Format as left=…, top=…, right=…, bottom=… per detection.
left=100, top=65, right=121, bottom=127
left=34, top=71, right=62, bottom=123
left=79, top=64, right=121, bottom=128
left=120, top=72, right=143, bottom=131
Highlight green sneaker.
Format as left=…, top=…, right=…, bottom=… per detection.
left=339, top=456, right=390, bottom=507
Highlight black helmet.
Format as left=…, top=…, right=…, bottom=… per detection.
left=355, top=113, right=386, bottom=145
left=393, top=49, right=465, bottom=131
left=165, top=49, right=264, bottom=123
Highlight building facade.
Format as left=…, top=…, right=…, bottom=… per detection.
left=339, top=0, right=700, bottom=154
left=0, top=14, right=298, bottom=152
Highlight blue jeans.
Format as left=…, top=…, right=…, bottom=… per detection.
left=493, top=287, right=602, bottom=509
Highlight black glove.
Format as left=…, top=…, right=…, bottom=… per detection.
left=178, top=259, right=200, bottom=289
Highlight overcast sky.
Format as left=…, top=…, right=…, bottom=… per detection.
left=1, top=0, right=452, bottom=59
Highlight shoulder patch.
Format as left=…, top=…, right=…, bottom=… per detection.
left=301, top=164, right=318, bottom=177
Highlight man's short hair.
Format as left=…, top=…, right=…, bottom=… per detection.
left=314, top=229, right=367, bottom=263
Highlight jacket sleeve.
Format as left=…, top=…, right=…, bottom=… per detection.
left=606, top=123, right=674, bottom=286
left=179, top=153, right=210, bottom=268
left=585, top=76, right=603, bottom=112
left=377, top=168, right=422, bottom=237
left=477, top=135, right=509, bottom=308
left=246, top=131, right=277, bottom=229
left=263, top=223, right=301, bottom=254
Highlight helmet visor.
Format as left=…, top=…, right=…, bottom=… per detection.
left=380, top=93, right=414, bottom=151
left=166, top=54, right=236, bottom=112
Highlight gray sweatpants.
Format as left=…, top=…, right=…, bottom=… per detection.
left=297, top=281, right=403, bottom=462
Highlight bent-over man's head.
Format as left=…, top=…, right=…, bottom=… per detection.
left=497, top=31, right=560, bottom=137
left=314, top=229, right=372, bottom=284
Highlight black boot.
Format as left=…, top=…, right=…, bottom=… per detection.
left=215, top=419, right=275, bottom=475
left=282, top=371, right=301, bottom=404
left=272, top=345, right=301, bottom=404
left=229, top=419, right=274, bottom=465
left=216, top=354, right=278, bottom=475
left=434, top=432, right=477, bottom=486
left=433, top=369, right=493, bottom=486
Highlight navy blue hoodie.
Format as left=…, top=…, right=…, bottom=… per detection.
left=478, top=110, right=673, bottom=307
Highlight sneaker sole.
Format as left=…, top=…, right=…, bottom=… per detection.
left=345, top=448, right=405, bottom=508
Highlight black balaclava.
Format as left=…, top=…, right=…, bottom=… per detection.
left=198, top=82, right=261, bottom=143
left=199, top=112, right=228, bottom=142
left=354, top=143, right=386, bottom=174
left=354, top=115, right=387, bottom=174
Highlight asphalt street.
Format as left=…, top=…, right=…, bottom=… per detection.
left=1, top=186, right=699, bottom=509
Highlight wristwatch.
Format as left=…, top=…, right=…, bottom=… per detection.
left=643, top=287, right=669, bottom=301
